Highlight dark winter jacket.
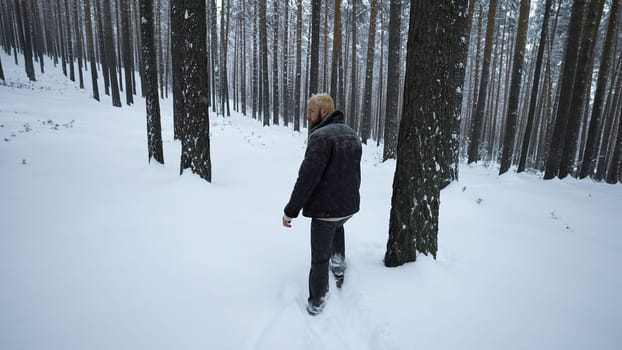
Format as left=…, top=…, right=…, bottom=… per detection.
left=284, top=110, right=362, bottom=219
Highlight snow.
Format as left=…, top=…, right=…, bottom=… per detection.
left=1, top=53, right=622, bottom=350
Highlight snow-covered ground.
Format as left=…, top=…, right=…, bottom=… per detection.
left=1, top=54, right=621, bottom=350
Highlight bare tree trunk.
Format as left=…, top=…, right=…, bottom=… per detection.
left=121, top=0, right=133, bottom=105
left=360, top=0, right=377, bottom=144
left=580, top=0, right=619, bottom=179
left=294, top=0, right=302, bottom=131
left=16, top=0, right=36, bottom=81
left=73, top=0, right=84, bottom=88
left=544, top=0, right=588, bottom=179
left=309, top=0, right=321, bottom=95
left=139, top=0, right=164, bottom=164
left=103, top=0, right=121, bottom=107
left=559, top=0, right=605, bottom=178
left=382, top=0, right=401, bottom=161
left=272, top=0, right=279, bottom=125
left=385, top=0, right=467, bottom=267
left=84, top=0, right=99, bottom=101
left=499, top=0, right=531, bottom=175
left=467, top=0, right=497, bottom=163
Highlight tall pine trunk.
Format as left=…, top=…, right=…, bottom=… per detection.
left=467, top=0, right=497, bottom=163
left=139, top=0, right=164, bottom=164
left=580, top=0, right=619, bottom=179
left=499, top=0, right=531, bottom=175
left=84, top=0, right=99, bottom=101
left=121, top=0, right=133, bottom=105
left=360, top=0, right=377, bottom=144
left=179, top=1, right=212, bottom=182
left=309, top=0, right=321, bottom=95
left=544, top=0, right=587, bottom=179
left=382, top=0, right=401, bottom=161
left=385, top=0, right=467, bottom=267
left=518, top=0, right=553, bottom=173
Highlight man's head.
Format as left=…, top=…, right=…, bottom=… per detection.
left=306, top=93, right=335, bottom=125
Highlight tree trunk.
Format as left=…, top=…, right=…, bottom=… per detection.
left=64, top=0, right=74, bottom=82
left=467, top=0, right=497, bottom=163
left=103, top=0, right=121, bottom=107
left=259, top=0, right=270, bottom=126
left=294, top=0, right=302, bottom=131
left=559, top=0, right=605, bottom=178
left=73, top=0, right=84, bottom=88
left=517, top=0, right=553, bottom=173
left=84, top=0, right=99, bottom=101
left=544, top=0, right=588, bottom=179
left=360, top=0, right=377, bottom=144
left=330, top=0, right=342, bottom=102
left=16, top=0, right=36, bottom=81
left=385, top=0, right=467, bottom=267
left=282, top=0, right=290, bottom=125
left=382, top=0, right=401, bottom=161
left=499, top=0, right=531, bottom=175
left=170, top=0, right=184, bottom=140
left=309, top=0, right=321, bottom=95
left=121, top=0, right=133, bottom=105
left=348, top=0, right=358, bottom=130
left=179, top=0, right=212, bottom=182
left=139, top=0, right=164, bottom=164
left=96, top=1, right=110, bottom=95
left=272, top=0, right=279, bottom=125
left=580, top=0, right=619, bottom=179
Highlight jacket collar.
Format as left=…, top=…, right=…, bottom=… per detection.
left=310, top=110, right=344, bottom=134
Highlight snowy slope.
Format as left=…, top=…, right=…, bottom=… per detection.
left=1, top=54, right=621, bottom=350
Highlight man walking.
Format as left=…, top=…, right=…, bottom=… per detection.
left=283, top=93, right=362, bottom=316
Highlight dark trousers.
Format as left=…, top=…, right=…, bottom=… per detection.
left=308, top=218, right=348, bottom=305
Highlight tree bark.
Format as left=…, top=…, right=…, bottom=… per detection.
left=580, top=0, right=620, bottom=179
left=309, top=0, right=321, bottom=95
left=499, top=0, right=531, bottom=175
left=467, top=0, right=497, bottom=163
left=360, top=0, right=378, bottom=144
left=382, top=0, right=401, bottom=161
left=385, top=0, right=467, bottom=267
left=139, top=0, right=164, bottom=164
left=544, top=0, right=588, bottom=179
left=179, top=0, right=212, bottom=182
left=84, top=0, right=99, bottom=101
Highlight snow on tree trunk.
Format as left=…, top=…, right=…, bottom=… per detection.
left=384, top=0, right=467, bottom=267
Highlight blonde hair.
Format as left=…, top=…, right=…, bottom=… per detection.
left=308, top=93, right=335, bottom=114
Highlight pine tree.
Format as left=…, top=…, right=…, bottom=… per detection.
left=121, top=0, right=134, bottom=105
left=385, top=0, right=467, bottom=267
left=581, top=0, right=620, bottom=179
left=544, top=0, right=588, bottom=179
left=84, top=0, right=99, bottom=101
left=467, top=0, right=497, bottom=163
left=382, top=0, right=401, bottom=161
left=170, top=0, right=184, bottom=139
left=179, top=0, right=212, bottom=182
left=360, top=0, right=378, bottom=144
left=309, top=0, right=321, bottom=95
left=518, top=0, right=554, bottom=173
left=103, top=0, right=122, bottom=107
left=139, top=0, right=164, bottom=164
left=499, top=0, right=531, bottom=175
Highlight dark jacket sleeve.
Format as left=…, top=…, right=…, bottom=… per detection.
left=284, top=134, right=332, bottom=218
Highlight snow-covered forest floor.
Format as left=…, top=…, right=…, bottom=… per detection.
left=1, top=54, right=621, bottom=350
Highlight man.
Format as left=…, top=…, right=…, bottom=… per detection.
left=282, top=93, right=362, bottom=316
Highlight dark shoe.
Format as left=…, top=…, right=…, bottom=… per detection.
left=306, top=300, right=325, bottom=316
left=330, top=255, right=346, bottom=288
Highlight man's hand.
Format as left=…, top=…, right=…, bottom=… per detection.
left=282, top=216, right=292, bottom=228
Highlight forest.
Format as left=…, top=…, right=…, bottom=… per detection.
left=1, top=0, right=621, bottom=183
left=1, top=0, right=621, bottom=266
